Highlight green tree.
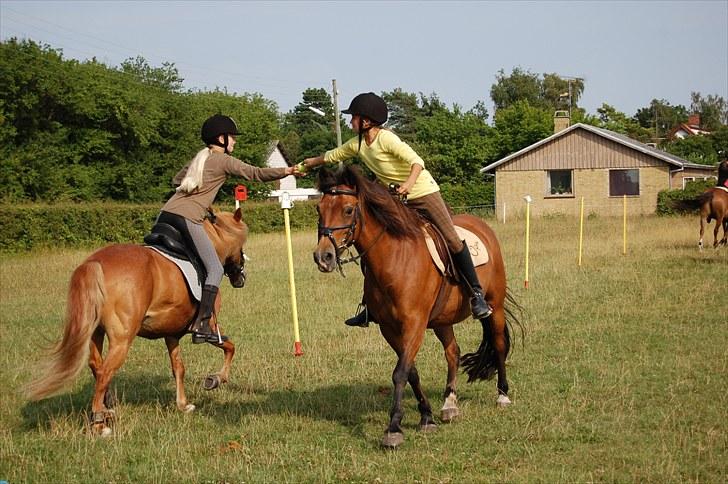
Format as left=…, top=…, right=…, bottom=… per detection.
left=381, top=88, right=421, bottom=142
left=490, top=100, right=553, bottom=161
left=634, top=99, right=689, bottom=144
left=414, top=103, right=494, bottom=185
left=581, top=103, right=652, bottom=142
left=664, top=135, right=719, bottom=165
left=120, top=56, right=184, bottom=92
left=690, top=92, right=728, bottom=130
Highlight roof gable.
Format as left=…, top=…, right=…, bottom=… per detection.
left=481, top=123, right=697, bottom=172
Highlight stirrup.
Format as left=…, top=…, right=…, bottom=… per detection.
left=192, top=330, right=229, bottom=345
left=470, top=292, right=493, bottom=320
left=345, top=305, right=369, bottom=327
left=190, top=320, right=228, bottom=345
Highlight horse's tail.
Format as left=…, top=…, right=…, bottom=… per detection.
left=24, top=261, right=106, bottom=401
left=673, top=191, right=713, bottom=213
left=461, top=288, right=525, bottom=382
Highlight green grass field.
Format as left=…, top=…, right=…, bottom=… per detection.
left=1, top=214, right=726, bottom=483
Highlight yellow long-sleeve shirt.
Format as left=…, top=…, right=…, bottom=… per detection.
left=323, top=129, right=439, bottom=200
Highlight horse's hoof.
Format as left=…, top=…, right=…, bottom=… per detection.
left=381, top=432, right=404, bottom=448
left=440, top=407, right=459, bottom=422
left=496, top=394, right=512, bottom=407
left=182, top=403, right=196, bottom=413
left=419, top=423, right=438, bottom=433
left=100, top=426, right=113, bottom=438
left=203, top=375, right=220, bottom=390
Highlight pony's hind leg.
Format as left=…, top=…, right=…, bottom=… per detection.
left=88, top=327, right=116, bottom=409
left=89, top=335, right=132, bottom=437
left=164, top=337, right=195, bottom=413
left=491, top=309, right=512, bottom=406
left=434, top=326, right=460, bottom=422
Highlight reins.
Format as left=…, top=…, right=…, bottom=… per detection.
left=318, top=187, right=385, bottom=276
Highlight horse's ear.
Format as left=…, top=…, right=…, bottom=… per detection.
left=234, top=207, right=243, bottom=223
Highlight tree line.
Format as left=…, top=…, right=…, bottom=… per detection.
left=1, top=39, right=726, bottom=204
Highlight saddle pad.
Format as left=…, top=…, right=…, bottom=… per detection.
left=424, top=226, right=490, bottom=275
left=147, top=247, right=202, bottom=302
left=716, top=186, right=728, bottom=194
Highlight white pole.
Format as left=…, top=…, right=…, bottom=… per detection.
left=332, top=79, right=342, bottom=147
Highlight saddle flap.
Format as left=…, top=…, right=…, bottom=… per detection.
left=423, top=225, right=490, bottom=276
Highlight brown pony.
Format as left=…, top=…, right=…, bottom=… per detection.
left=24, top=209, right=248, bottom=436
left=313, top=166, right=522, bottom=448
left=697, top=188, right=728, bottom=249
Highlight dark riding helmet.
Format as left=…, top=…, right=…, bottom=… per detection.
left=201, top=114, right=242, bottom=153
left=342, top=92, right=388, bottom=126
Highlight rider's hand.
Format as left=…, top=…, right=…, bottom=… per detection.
left=397, top=182, right=412, bottom=196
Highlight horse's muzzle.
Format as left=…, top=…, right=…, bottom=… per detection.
left=313, top=244, right=337, bottom=273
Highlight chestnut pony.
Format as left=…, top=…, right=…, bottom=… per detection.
left=24, top=209, right=248, bottom=436
left=313, top=166, right=522, bottom=448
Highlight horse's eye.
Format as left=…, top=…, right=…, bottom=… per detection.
left=344, top=206, right=354, bottom=217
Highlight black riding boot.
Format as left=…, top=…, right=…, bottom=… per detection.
left=189, top=285, right=228, bottom=344
left=345, top=302, right=371, bottom=327
left=452, top=242, right=493, bottom=320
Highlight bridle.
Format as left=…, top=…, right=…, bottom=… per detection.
left=223, top=249, right=247, bottom=288
left=317, top=187, right=384, bottom=275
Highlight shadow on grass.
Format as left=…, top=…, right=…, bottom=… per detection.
left=19, top=367, right=457, bottom=436
left=19, top=373, right=176, bottom=431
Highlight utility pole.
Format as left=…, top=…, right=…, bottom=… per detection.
left=332, top=79, right=342, bottom=147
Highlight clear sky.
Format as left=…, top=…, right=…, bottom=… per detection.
left=2, top=1, right=727, bottom=120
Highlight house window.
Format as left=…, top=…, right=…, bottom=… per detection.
left=547, top=170, right=573, bottom=196
left=609, top=169, right=640, bottom=196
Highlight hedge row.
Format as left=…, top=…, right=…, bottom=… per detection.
left=656, top=180, right=716, bottom=215
left=0, top=201, right=320, bottom=253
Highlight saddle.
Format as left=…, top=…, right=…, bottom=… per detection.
left=422, top=223, right=490, bottom=277
left=421, top=221, right=490, bottom=323
left=143, top=222, right=207, bottom=287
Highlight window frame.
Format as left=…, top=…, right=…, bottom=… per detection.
left=609, top=169, right=640, bottom=197
left=545, top=169, right=574, bottom=198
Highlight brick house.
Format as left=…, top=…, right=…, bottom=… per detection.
left=480, top=121, right=717, bottom=219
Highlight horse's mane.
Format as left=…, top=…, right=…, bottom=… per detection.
left=317, top=165, right=423, bottom=240
left=206, top=209, right=249, bottom=251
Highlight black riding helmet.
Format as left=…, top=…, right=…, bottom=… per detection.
left=342, top=92, right=388, bottom=152
left=201, top=114, right=242, bottom=154
left=342, top=92, right=388, bottom=128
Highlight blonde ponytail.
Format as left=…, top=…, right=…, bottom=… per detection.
left=176, top=148, right=211, bottom=193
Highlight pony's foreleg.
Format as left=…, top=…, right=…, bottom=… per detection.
left=164, top=337, right=194, bottom=413
left=434, top=326, right=460, bottom=422
left=203, top=339, right=235, bottom=391
left=407, top=365, right=436, bottom=431
left=699, top=216, right=706, bottom=250
left=380, top=324, right=426, bottom=448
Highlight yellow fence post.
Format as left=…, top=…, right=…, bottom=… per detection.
left=523, top=195, right=532, bottom=288
left=281, top=192, right=303, bottom=356
left=578, top=196, right=584, bottom=266
left=623, top=194, right=627, bottom=255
